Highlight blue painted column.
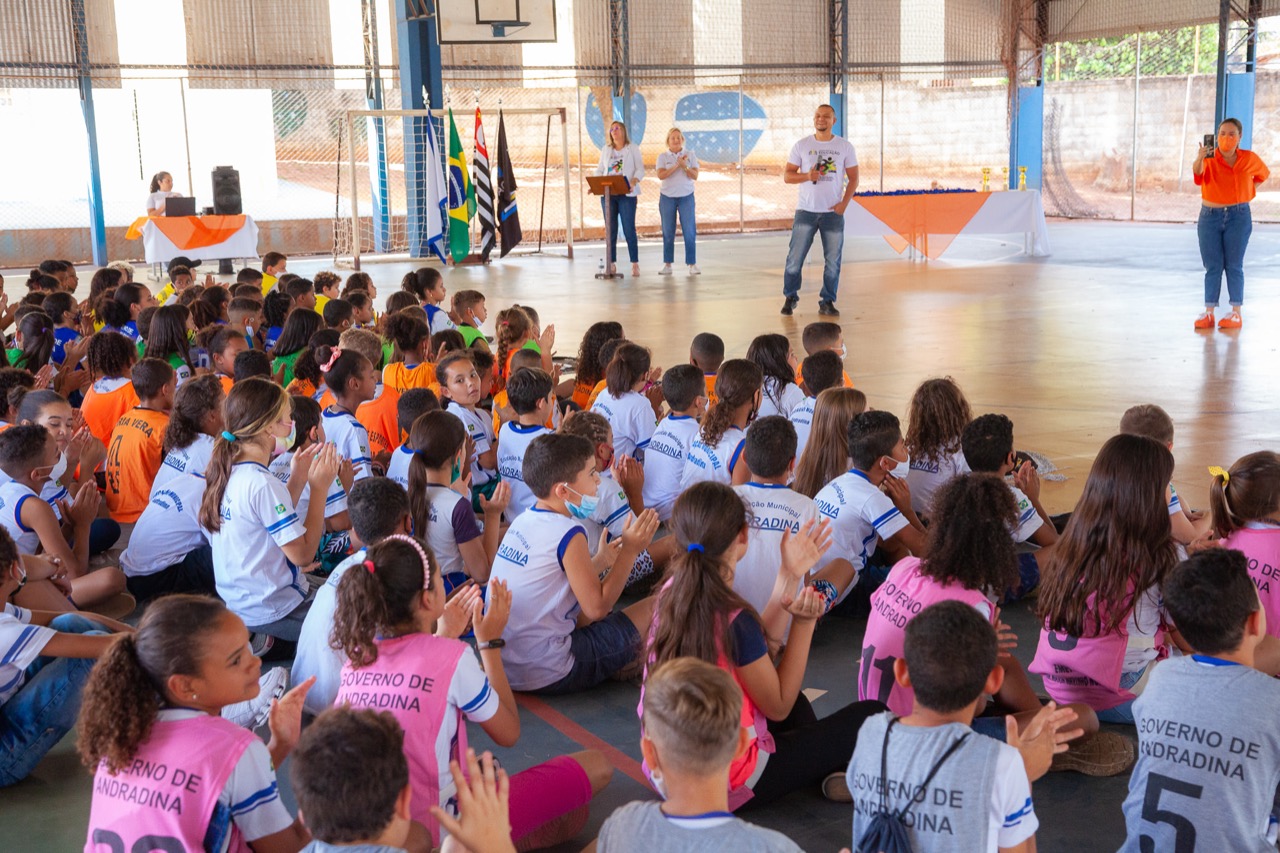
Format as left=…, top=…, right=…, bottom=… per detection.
left=1225, top=72, right=1256, bottom=148
left=363, top=0, right=390, bottom=252
left=72, top=0, right=107, bottom=264
left=1010, top=84, right=1044, bottom=189
left=396, top=0, right=443, bottom=258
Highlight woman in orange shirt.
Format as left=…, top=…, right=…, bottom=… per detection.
left=1192, top=117, right=1270, bottom=330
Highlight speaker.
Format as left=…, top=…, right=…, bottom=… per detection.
left=211, top=166, right=242, bottom=215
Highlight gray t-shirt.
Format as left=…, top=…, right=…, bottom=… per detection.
left=597, top=801, right=802, bottom=852
left=1120, top=655, right=1280, bottom=852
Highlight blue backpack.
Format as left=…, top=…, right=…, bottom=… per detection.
left=855, top=717, right=970, bottom=853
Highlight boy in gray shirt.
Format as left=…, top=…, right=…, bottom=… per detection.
left=1121, top=548, right=1280, bottom=852
left=596, top=657, right=801, bottom=853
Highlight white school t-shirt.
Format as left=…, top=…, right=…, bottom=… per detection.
left=681, top=425, right=747, bottom=489
left=906, top=448, right=969, bottom=516
left=489, top=508, right=587, bottom=691
left=120, top=472, right=209, bottom=577
left=759, top=379, right=805, bottom=420
left=267, top=452, right=348, bottom=523
left=445, top=402, right=496, bottom=486
left=496, top=421, right=553, bottom=520
left=787, top=134, right=858, bottom=213
left=145, top=191, right=179, bottom=213
left=294, top=549, right=362, bottom=715
left=732, top=482, right=818, bottom=616
left=208, top=462, right=308, bottom=627
left=592, top=389, right=657, bottom=461
left=1008, top=483, right=1044, bottom=543
left=656, top=148, right=699, bottom=198
left=387, top=445, right=415, bottom=490
left=0, top=603, right=55, bottom=703
left=642, top=414, right=700, bottom=521
left=153, top=433, right=215, bottom=491
left=578, top=470, right=632, bottom=556
left=321, top=408, right=373, bottom=480
left=813, top=469, right=908, bottom=597
left=0, top=480, right=42, bottom=555
left=419, top=483, right=483, bottom=580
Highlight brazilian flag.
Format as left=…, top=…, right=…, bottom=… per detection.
left=446, top=109, right=475, bottom=263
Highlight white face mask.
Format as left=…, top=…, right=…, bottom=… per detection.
left=885, top=452, right=910, bottom=479
left=650, top=768, right=669, bottom=800
left=839, top=344, right=848, bottom=359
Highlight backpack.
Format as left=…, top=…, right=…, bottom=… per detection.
left=855, top=717, right=970, bottom=853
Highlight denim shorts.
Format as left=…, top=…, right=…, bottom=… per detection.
left=535, top=611, right=641, bottom=695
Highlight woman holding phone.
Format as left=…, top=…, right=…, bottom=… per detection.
left=1192, top=118, right=1270, bottom=330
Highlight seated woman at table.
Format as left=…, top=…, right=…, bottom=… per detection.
left=145, top=172, right=182, bottom=217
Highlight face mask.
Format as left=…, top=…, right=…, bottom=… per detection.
left=272, top=422, right=296, bottom=457
left=564, top=486, right=599, bottom=520
left=650, top=768, right=669, bottom=800
left=839, top=344, right=848, bottom=359
left=886, top=453, right=910, bottom=479
left=47, top=451, right=68, bottom=486
left=449, top=457, right=463, bottom=483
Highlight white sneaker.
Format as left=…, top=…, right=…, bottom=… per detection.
left=222, top=667, right=289, bottom=730
left=659, top=264, right=673, bottom=275
left=688, top=264, right=701, bottom=275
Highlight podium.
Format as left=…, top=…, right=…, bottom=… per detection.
left=587, top=174, right=631, bottom=280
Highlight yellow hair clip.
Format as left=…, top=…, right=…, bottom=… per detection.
left=1208, top=465, right=1230, bottom=484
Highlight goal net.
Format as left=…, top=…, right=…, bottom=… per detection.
left=332, top=107, right=574, bottom=268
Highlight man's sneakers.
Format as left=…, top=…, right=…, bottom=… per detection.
left=781, top=296, right=798, bottom=316
left=819, top=300, right=840, bottom=316
left=222, top=667, right=289, bottom=731
left=1218, top=309, right=1243, bottom=329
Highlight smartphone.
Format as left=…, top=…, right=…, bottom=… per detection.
left=1204, top=133, right=1216, bottom=157
left=1012, top=451, right=1037, bottom=474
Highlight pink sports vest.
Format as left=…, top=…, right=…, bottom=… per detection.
left=640, top=588, right=774, bottom=811
left=1223, top=527, right=1280, bottom=638
left=85, top=715, right=256, bottom=853
left=859, top=556, right=994, bottom=716
left=335, top=633, right=469, bottom=845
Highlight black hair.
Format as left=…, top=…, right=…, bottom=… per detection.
left=800, top=350, right=843, bottom=396
left=0, top=369, right=34, bottom=416
left=131, top=358, right=176, bottom=400
left=657, top=364, right=701, bottom=412
left=199, top=325, right=244, bottom=359
left=801, top=321, right=842, bottom=353
left=384, top=291, right=419, bottom=316
left=41, top=292, right=76, bottom=326
left=162, top=374, right=223, bottom=455
left=430, top=329, right=466, bottom=354
left=87, top=331, right=136, bottom=379
left=236, top=267, right=264, bottom=284
left=315, top=345, right=370, bottom=398
left=292, top=330, right=341, bottom=386
left=233, top=349, right=272, bottom=381
left=847, top=410, right=901, bottom=471
left=961, top=413, right=1015, bottom=474
left=524, top=433, right=594, bottom=499
left=745, top=333, right=796, bottom=412
left=903, top=600, right=998, bottom=714
left=273, top=308, right=323, bottom=358
left=12, top=311, right=55, bottom=371
left=347, top=478, right=410, bottom=545
left=322, top=298, right=354, bottom=329
left=401, top=267, right=443, bottom=301
left=289, top=395, right=322, bottom=452
left=25, top=270, right=60, bottom=292
left=744, top=415, right=797, bottom=479
left=690, top=332, right=725, bottom=371
left=1164, top=549, right=1260, bottom=655
left=142, top=305, right=193, bottom=372
left=346, top=291, right=371, bottom=313
left=0, top=424, right=51, bottom=474
left=396, top=388, right=439, bottom=435
left=506, top=367, right=553, bottom=414
left=383, top=311, right=430, bottom=357
left=605, top=342, right=652, bottom=397
left=14, top=389, right=66, bottom=425
left=285, top=278, right=315, bottom=303
left=263, top=290, right=291, bottom=330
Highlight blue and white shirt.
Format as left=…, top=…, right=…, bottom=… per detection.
left=813, top=469, right=909, bottom=597
left=322, top=408, right=373, bottom=480
left=0, top=603, right=55, bottom=704
left=642, top=414, right=699, bottom=521
left=121, top=472, right=209, bottom=577
left=496, top=421, right=553, bottom=520
left=681, top=425, right=746, bottom=490
left=592, top=389, right=656, bottom=461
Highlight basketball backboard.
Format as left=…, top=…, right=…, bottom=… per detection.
left=437, top=0, right=557, bottom=43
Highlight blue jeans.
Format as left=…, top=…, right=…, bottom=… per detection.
left=659, top=193, right=696, bottom=264
left=783, top=211, right=844, bottom=304
left=601, top=194, right=639, bottom=264
left=1197, top=203, right=1252, bottom=306
left=88, top=518, right=121, bottom=556
left=1095, top=665, right=1148, bottom=725
left=0, top=613, right=107, bottom=786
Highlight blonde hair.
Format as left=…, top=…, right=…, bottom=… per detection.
left=608, top=121, right=631, bottom=149
left=642, top=657, right=743, bottom=776
left=339, top=327, right=383, bottom=370
left=665, top=127, right=684, bottom=147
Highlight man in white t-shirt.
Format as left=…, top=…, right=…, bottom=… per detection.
left=782, top=104, right=859, bottom=318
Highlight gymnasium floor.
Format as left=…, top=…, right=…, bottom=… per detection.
left=4, top=218, right=1279, bottom=851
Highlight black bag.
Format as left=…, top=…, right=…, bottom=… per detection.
left=855, top=717, right=970, bottom=853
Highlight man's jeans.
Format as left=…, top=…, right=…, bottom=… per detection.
left=1197, top=202, right=1252, bottom=306
left=782, top=210, right=844, bottom=304
left=0, top=613, right=107, bottom=786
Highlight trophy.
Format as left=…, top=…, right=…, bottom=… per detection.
left=981, top=167, right=991, bottom=192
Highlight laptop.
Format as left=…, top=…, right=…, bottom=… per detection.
left=165, top=196, right=197, bottom=217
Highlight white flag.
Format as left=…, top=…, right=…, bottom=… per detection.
left=424, top=116, right=449, bottom=263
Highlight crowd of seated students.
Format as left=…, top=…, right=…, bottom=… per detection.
left=2, top=252, right=1277, bottom=853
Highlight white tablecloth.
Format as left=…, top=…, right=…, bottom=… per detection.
left=142, top=216, right=260, bottom=265
left=843, top=190, right=1051, bottom=258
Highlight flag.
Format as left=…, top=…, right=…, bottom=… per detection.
left=423, top=115, right=449, bottom=263
left=446, top=109, right=474, bottom=263
left=474, top=107, right=496, bottom=261
left=495, top=111, right=523, bottom=257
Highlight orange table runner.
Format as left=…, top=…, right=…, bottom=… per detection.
left=853, top=193, right=991, bottom=259
left=125, top=215, right=249, bottom=249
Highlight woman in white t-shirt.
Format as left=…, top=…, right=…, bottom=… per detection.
left=594, top=121, right=645, bottom=277
left=655, top=127, right=700, bottom=275
left=145, top=171, right=181, bottom=216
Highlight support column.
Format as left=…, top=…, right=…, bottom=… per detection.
left=363, top=0, right=390, bottom=252
left=1007, top=0, right=1045, bottom=190
left=829, top=0, right=848, bottom=134
left=397, top=0, right=443, bottom=258
left=609, top=0, right=631, bottom=127
left=1214, top=0, right=1230, bottom=126
left=72, top=0, right=106, bottom=265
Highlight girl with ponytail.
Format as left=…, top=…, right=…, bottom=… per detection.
left=643, top=481, right=884, bottom=809
left=680, top=358, right=762, bottom=488
left=1210, top=451, right=1280, bottom=636
left=78, top=594, right=312, bottom=851
left=401, top=267, right=455, bottom=335
left=315, top=345, right=376, bottom=480
left=382, top=310, right=438, bottom=394
left=199, top=378, right=341, bottom=645
left=333, top=536, right=608, bottom=848
left=590, top=341, right=660, bottom=461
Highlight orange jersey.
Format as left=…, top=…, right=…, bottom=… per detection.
left=82, top=379, right=140, bottom=451
left=218, top=374, right=234, bottom=395
left=1195, top=148, right=1269, bottom=204
left=286, top=378, right=317, bottom=399
left=586, top=379, right=608, bottom=409
left=570, top=378, right=595, bottom=410
left=703, top=373, right=719, bottom=406
left=105, top=407, right=169, bottom=523
left=357, top=384, right=402, bottom=456
left=316, top=388, right=336, bottom=410
left=383, top=361, right=437, bottom=394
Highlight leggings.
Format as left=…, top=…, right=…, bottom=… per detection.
left=740, top=694, right=886, bottom=809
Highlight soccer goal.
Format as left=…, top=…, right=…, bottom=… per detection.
left=333, top=107, right=574, bottom=269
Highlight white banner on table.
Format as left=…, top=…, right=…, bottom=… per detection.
left=143, top=217, right=260, bottom=265
left=844, top=190, right=1051, bottom=258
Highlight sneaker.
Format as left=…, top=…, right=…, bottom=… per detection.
left=1193, top=310, right=1215, bottom=329
left=222, top=667, right=289, bottom=730
left=821, top=771, right=853, bottom=803
left=1218, top=310, right=1243, bottom=329
left=659, top=264, right=673, bottom=275
left=249, top=632, right=275, bottom=658
left=818, top=300, right=840, bottom=316
left=1050, top=731, right=1135, bottom=777
left=688, top=264, right=701, bottom=275
left=781, top=296, right=799, bottom=316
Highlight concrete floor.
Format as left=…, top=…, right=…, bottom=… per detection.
left=4, top=219, right=1279, bottom=851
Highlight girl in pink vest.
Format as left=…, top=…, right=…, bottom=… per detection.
left=330, top=534, right=608, bottom=849
left=1031, top=434, right=1182, bottom=724
left=79, top=594, right=312, bottom=853
left=1210, top=451, right=1280, bottom=637
left=643, top=481, right=884, bottom=809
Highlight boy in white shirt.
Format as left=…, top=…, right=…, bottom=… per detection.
left=1118, top=403, right=1210, bottom=545
left=792, top=350, right=843, bottom=460
left=642, top=365, right=706, bottom=521
left=495, top=367, right=555, bottom=520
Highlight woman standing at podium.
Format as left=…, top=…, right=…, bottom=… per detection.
left=145, top=171, right=182, bottom=216
left=595, top=121, right=644, bottom=277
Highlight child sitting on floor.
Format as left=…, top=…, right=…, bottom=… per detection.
left=104, top=358, right=176, bottom=523
left=1208, top=451, right=1280, bottom=636
left=152, top=374, right=223, bottom=490
left=385, top=389, right=439, bottom=489
left=689, top=331, right=725, bottom=404
left=592, top=342, right=660, bottom=462
left=681, top=359, right=762, bottom=488
left=905, top=376, right=973, bottom=517
left=791, top=350, right=842, bottom=460
left=642, top=364, right=706, bottom=521
left=800, top=321, right=852, bottom=388
left=1120, top=403, right=1209, bottom=545
left=496, top=366, right=556, bottom=519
